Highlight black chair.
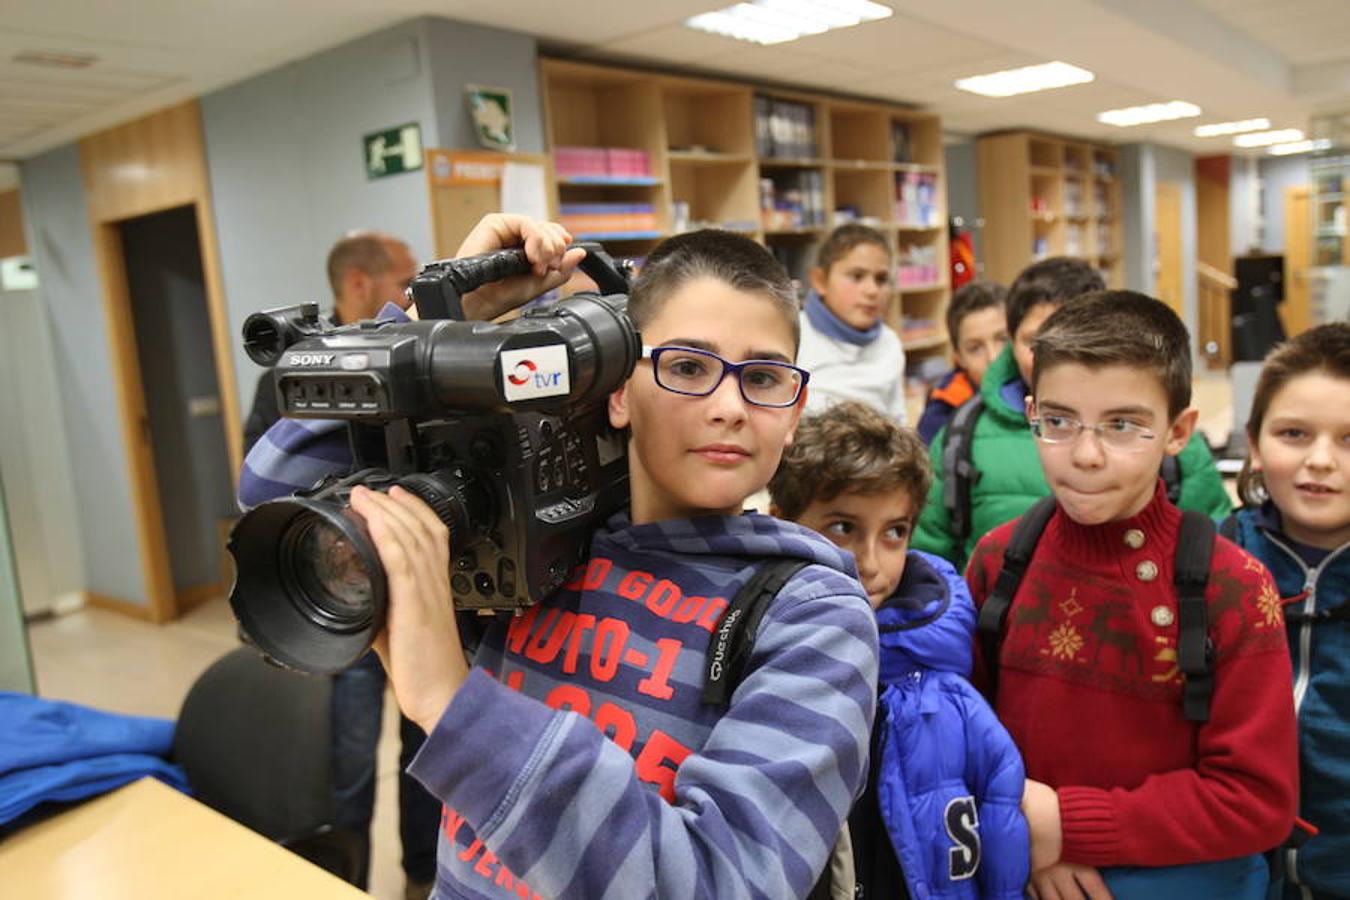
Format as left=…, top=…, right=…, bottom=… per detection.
left=173, top=646, right=362, bottom=883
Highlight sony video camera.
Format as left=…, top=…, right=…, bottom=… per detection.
left=228, top=244, right=639, bottom=674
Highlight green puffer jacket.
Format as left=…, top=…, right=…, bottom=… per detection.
left=912, top=346, right=1233, bottom=569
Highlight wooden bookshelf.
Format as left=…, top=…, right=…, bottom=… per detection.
left=539, top=58, right=950, bottom=356
left=976, top=131, right=1122, bottom=288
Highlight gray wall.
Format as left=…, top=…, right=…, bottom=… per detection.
left=0, top=473, right=35, bottom=692
left=203, top=16, right=544, bottom=429
left=943, top=140, right=981, bottom=267
left=0, top=285, right=85, bottom=615
left=1119, top=143, right=1153, bottom=293
left=1118, top=143, right=1199, bottom=356
left=1258, top=154, right=1311, bottom=254
left=1230, top=155, right=1260, bottom=256
left=11, top=15, right=545, bottom=608
left=423, top=17, right=545, bottom=155
left=201, top=19, right=441, bottom=423
left=19, top=145, right=148, bottom=605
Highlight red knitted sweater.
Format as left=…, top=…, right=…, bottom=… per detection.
left=966, top=482, right=1298, bottom=867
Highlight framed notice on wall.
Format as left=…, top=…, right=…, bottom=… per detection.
left=465, top=84, right=515, bottom=152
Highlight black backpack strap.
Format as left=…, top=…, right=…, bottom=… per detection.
left=941, top=395, right=986, bottom=551
left=976, top=497, right=1057, bottom=702
left=1174, top=510, right=1217, bottom=723
left=1161, top=454, right=1182, bottom=504
left=703, top=559, right=810, bottom=708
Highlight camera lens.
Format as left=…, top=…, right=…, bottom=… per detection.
left=229, top=493, right=387, bottom=675
left=288, top=517, right=375, bottom=625
left=229, top=465, right=496, bottom=675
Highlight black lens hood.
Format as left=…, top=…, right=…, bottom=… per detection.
left=228, top=495, right=387, bottom=674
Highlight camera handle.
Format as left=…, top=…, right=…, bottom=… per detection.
left=410, top=241, right=631, bottom=321
left=412, top=248, right=532, bottom=321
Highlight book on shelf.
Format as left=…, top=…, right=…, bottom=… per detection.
left=558, top=202, right=658, bottom=235
left=891, top=121, right=912, bottom=163
left=895, top=172, right=939, bottom=227
left=896, top=243, right=940, bottom=286
left=755, top=95, right=817, bottom=159
left=555, top=146, right=651, bottom=180
left=760, top=169, right=825, bottom=229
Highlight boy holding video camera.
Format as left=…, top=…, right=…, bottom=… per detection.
left=240, top=215, right=879, bottom=899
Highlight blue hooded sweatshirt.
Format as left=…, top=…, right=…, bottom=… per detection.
left=858, top=550, right=1029, bottom=899
left=238, top=413, right=881, bottom=900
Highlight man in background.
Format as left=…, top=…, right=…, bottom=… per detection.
left=242, top=230, right=417, bottom=451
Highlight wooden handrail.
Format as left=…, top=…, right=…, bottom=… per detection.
left=1195, top=260, right=1234, bottom=369
left=1196, top=260, right=1237, bottom=290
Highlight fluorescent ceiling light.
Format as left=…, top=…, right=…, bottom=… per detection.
left=1234, top=128, right=1304, bottom=148
left=1268, top=138, right=1331, bottom=156
left=685, top=0, right=892, bottom=45
left=1097, top=101, right=1201, bottom=127
left=1193, top=118, right=1270, bottom=138
left=954, top=61, right=1094, bottom=98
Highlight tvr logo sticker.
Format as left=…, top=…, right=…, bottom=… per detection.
left=507, top=359, right=537, bottom=385
left=501, top=345, right=570, bottom=401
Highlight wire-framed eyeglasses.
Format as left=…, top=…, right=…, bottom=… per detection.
left=1030, top=413, right=1157, bottom=451
left=641, top=345, right=809, bottom=408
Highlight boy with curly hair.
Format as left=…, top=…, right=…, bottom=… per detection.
left=771, top=401, right=1029, bottom=899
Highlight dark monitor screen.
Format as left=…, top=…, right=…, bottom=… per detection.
left=1234, top=254, right=1284, bottom=306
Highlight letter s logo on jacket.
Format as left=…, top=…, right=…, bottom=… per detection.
left=945, top=796, right=981, bottom=881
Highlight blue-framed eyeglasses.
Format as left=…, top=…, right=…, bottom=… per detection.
left=641, top=345, right=809, bottom=408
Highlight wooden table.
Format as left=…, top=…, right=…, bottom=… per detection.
left=0, top=777, right=369, bottom=899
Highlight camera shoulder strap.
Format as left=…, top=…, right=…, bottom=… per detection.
left=702, top=559, right=810, bottom=708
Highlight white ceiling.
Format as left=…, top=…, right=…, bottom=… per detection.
left=2, top=0, right=1349, bottom=190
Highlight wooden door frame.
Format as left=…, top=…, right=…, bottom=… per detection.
left=80, top=102, right=241, bottom=622
left=1153, top=181, right=1184, bottom=319
left=1283, top=185, right=1312, bottom=336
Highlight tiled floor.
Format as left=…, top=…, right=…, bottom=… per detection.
left=21, top=374, right=1236, bottom=900
left=27, top=595, right=409, bottom=900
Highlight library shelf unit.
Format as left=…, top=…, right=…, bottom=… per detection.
left=975, top=131, right=1123, bottom=289
left=539, top=57, right=950, bottom=357
left=1312, top=152, right=1350, bottom=267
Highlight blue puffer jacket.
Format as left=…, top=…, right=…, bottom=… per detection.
left=874, top=551, right=1029, bottom=899
left=1227, top=505, right=1350, bottom=900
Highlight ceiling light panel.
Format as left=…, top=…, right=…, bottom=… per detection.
left=1268, top=139, right=1330, bottom=156
left=1097, top=101, right=1201, bottom=127
left=685, top=0, right=892, bottom=45
left=1234, top=128, right=1305, bottom=148
left=953, top=61, right=1094, bottom=98
left=1193, top=118, right=1270, bottom=137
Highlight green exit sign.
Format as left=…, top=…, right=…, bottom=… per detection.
left=363, top=123, right=423, bottom=179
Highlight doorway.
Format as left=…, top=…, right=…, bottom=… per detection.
left=118, top=206, right=237, bottom=613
